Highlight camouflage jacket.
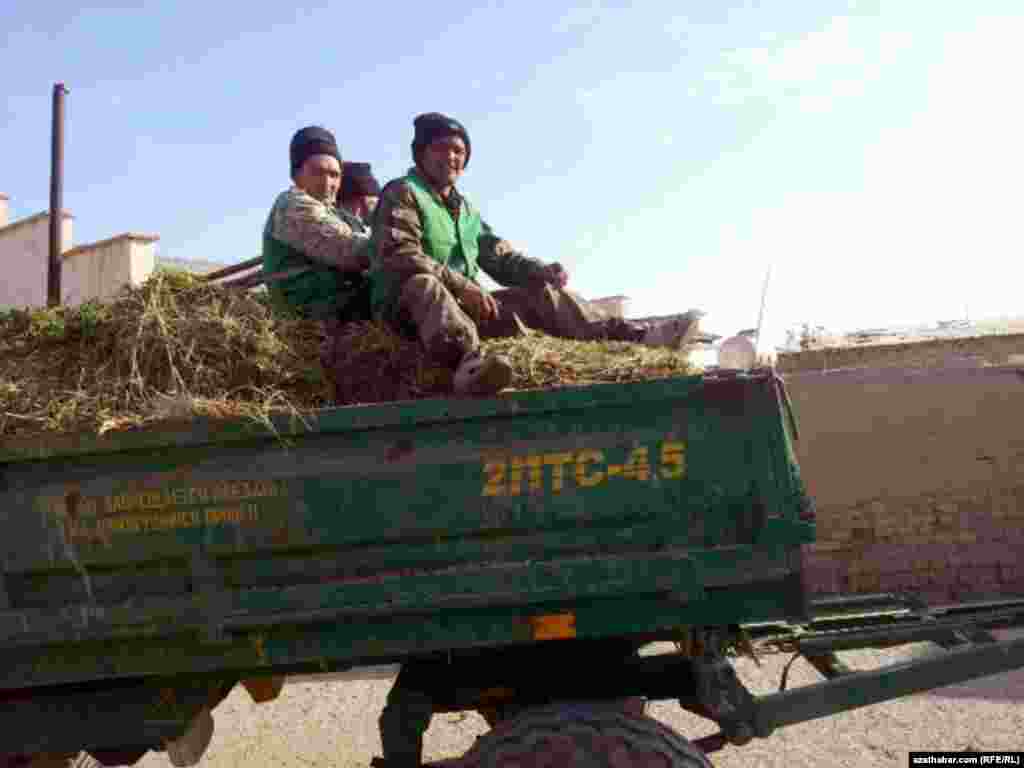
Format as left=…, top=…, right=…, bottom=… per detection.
left=267, top=186, right=371, bottom=273
left=372, top=168, right=546, bottom=302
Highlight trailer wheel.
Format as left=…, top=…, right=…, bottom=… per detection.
left=458, top=702, right=712, bottom=768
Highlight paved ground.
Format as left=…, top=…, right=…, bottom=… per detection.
left=135, top=630, right=1024, bottom=768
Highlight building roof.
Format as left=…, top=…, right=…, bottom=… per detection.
left=0, top=210, right=74, bottom=238
left=61, top=232, right=160, bottom=261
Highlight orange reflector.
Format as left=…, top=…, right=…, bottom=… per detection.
left=528, top=613, right=577, bottom=640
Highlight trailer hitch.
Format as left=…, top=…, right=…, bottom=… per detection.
left=685, top=630, right=768, bottom=751
left=690, top=654, right=761, bottom=746
left=694, top=631, right=1024, bottom=754
left=755, top=633, right=1024, bottom=734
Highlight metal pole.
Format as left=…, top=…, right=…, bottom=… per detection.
left=47, top=82, right=69, bottom=307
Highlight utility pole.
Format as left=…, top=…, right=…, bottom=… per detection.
left=48, top=82, right=69, bottom=307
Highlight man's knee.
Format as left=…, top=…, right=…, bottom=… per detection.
left=395, top=273, right=476, bottom=367
left=398, top=273, right=452, bottom=308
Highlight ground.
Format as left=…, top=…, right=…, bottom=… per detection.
left=134, top=631, right=1024, bottom=768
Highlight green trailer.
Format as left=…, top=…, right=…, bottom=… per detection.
left=1, top=370, right=1022, bottom=767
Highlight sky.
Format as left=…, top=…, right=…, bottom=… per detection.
left=2, top=0, right=1023, bottom=352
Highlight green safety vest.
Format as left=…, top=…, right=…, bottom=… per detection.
left=369, top=172, right=483, bottom=314
left=261, top=191, right=366, bottom=321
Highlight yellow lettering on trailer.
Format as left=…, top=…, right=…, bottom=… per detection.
left=102, top=480, right=286, bottom=514
left=543, top=453, right=575, bottom=493
left=660, top=441, right=686, bottom=479
left=55, top=480, right=283, bottom=542
left=574, top=449, right=606, bottom=488
left=205, top=505, right=260, bottom=526
left=480, top=439, right=686, bottom=496
left=481, top=459, right=507, bottom=497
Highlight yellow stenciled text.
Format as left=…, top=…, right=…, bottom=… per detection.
left=482, top=440, right=687, bottom=497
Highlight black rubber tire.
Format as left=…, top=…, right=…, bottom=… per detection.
left=459, top=702, right=713, bottom=768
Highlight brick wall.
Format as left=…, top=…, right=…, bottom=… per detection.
left=783, top=364, right=1024, bottom=603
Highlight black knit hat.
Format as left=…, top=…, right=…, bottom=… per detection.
left=340, top=162, right=381, bottom=199
left=411, top=112, right=471, bottom=168
left=290, top=126, right=341, bottom=176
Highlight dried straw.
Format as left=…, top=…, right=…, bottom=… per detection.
left=0, top=270, right=696, bottom=437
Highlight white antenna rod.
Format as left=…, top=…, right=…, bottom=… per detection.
left=755, top=264, right=772, bottom=350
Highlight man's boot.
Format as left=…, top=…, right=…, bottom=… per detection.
left=453, top=348, right=514, bottom=396
left=641, top=309, right=705, bottom=349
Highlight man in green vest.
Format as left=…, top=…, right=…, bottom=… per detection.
left=368, top=112, right=702, bottom=396
left=262, top=126, right=372, bottom=321
left=337, top=161, right=381, bottom=232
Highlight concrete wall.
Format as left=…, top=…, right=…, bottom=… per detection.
left=785, top=364, right=1024, bottom=603
left=0, top=207, right=159, bottom=309
left=0, top=211, right=74, bottom=310
left=778, top=333, right=1024, bottom=373
left=61, top=234, right=159, bottom=306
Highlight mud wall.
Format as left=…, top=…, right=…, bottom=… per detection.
left=783, top=364, right=1024, bottom=603
left=777, top=333, right=1024, bottom=373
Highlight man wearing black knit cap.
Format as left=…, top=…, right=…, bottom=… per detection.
left=262, top=126, right=372, bottom=320
left=367, top=112, right=702, bottom=396
left=337, top=161, right=381, bottom=232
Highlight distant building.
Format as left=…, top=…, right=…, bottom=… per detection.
left=781, top=316, right=1014, bottom=354
left=0, top=190, right=233, bottom=310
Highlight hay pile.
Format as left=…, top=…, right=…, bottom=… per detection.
left=324, top=321, right=699, bottom=405
left=0, top=270, right=697, bottom=438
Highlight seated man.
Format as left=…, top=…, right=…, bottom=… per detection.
left=337, top=161, right=381, bottom=232
left=368, top=112, right=701, bottom=396
left=263, top=126, right=371, bottom=322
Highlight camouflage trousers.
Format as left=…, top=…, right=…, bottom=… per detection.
left=394, top=274, right=644, bottom=369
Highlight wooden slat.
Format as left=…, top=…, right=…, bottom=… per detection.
left=204, top=257, right=263, bottom=282
left=219, top=265, right=312, bottom=290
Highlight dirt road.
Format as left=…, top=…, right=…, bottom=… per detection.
left=137, top=632, right=1024, bottom=768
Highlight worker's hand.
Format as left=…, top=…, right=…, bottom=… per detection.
left=540, top=262, right=569, bottom=289
left=459, top=281, right=500, bottom=325
left=352, top=233, right=373, bottom=271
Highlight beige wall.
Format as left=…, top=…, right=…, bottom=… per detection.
left=0, top=194, right=8, bottom=227
left=778, top=333, right=1024, bottom=373
left=0, top=208, right=159, bottom=310
left=785, top=364, right=1024, bottom=602
left=0, top=211, right=74, bottom=310
left=61, top=234, right=158, bottom=306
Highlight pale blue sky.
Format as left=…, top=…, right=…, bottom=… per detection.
left=3, top=1, right=1022, bottom=350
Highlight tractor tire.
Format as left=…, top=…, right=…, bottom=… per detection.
left=458, top=702, right=712, bottom=768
